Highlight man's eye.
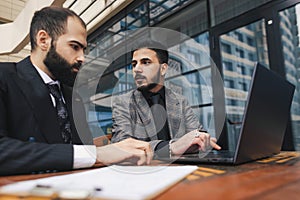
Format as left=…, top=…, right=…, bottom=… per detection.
left=142, top=61, right=150, bottom=65
left=71, top=44, right=80, bottom=51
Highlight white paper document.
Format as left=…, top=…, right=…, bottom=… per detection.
left=0, top=165, right=197, bottom=200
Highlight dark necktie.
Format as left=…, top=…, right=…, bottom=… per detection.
left=47, top=84, right=72, bottom=144
left=150, top=94, right=170, bottom=140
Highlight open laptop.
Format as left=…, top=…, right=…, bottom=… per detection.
left=160, top=62, right=295, bottom=165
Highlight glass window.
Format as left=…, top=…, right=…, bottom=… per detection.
left=234, top=31, right=243, bottom=42
left=88, top=112, right=112, bottom=137
left=224, top=79, right=234, bottom=88
left=88, top=16, right=126, bottom=60
left=210, top=0, right=273, bottom=26
left=126, top=2, right=148, bottom=30
left=248, top=53, right=254, bottom=61
left=236, top=48, right=245, bottom=58
left=279, top=4, right=300, bottom=150
left=150, top=0, right=195, bottom=25
left=221, top=43, right=232, bottom=54
left=166, top=31, right=213, bottom=131
left=85, top=0, right=212, bottom=137
left=156, top=0, right=207, bottom=37
left=247, top=37, right=254, bottom=46
left=239, top=82, right=248, bottom=91
left=220, top=19, right=269, bottom=150
left=223, top=61, right=233, bottom=71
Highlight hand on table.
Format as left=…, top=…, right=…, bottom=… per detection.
left=95, top=138, right=153, bottom=166
left=170, top=129, right=221, bottom=155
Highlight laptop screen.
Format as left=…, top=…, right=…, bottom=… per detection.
left=159, top=63, right=295, bottom=165
left=233, top=62, right=295, bottom=164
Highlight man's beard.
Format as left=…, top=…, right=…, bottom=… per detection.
left=44, top=45, right=81, bottom=87
left=136, top=65, right=162, bottom=92
left=137, top=83, right=159, bottom=92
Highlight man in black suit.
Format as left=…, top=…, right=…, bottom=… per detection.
left=0, top=6, right=152, bottom=175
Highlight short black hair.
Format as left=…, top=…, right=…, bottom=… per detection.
left=132, top=40, right=169, bottom=64
left=30, top=6, right=86, bottom=51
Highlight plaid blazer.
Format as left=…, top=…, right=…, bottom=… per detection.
left=111, top=88, right=201, bottom=150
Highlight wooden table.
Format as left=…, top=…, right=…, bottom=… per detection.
left=157, top=151, right=300, bottom=199
left=1, top=152, right=300, bottom=199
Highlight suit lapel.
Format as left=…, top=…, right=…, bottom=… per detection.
left=14, top=57, right=63, bottom=143
left=132, top=90, right=157, bottom=139
left=165, top=88, right=181, bottom=138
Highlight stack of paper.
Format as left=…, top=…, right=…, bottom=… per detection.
left=0, top=165, right=197, bottom=199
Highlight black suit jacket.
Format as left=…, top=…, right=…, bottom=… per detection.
left=0, top=56, right=92, bottom=175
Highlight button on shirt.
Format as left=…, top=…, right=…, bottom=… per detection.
left=33, top=65, right=96, bottom=169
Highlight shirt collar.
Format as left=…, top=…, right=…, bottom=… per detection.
left=33, top=64, right=59, bottom=85
left=141, top=85, right=166, bottom=100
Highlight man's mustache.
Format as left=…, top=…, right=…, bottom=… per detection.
left=134, top=74, right=146, bottom=80
left=71, top=62, right=82, bottom=71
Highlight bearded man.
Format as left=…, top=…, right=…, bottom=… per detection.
left=0, top=6, right=152, bottom=176
left=111, top=40, right=220, bottom=158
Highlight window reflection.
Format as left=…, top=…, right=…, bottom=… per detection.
left=149, top=0, right=194, bottom=25
left=84, top=0, right=300, bottom=146
left=279, top=5, right=300, bottom=150
left=126, top=3, right=148, bottom=30
left=166, top=32, right=214, bottom=133
left=220, top=19, right=269, bottom=150
left=85, top=1, right=213, bottom=137
left=210, top=0, right=273, bottom=26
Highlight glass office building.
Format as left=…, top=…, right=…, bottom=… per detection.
left=74, top=0, right=300, bottom=150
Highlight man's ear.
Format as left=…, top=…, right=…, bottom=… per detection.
left=36, top=30, right=51, bottom=51
left=161, top=63, right=168, bottom=76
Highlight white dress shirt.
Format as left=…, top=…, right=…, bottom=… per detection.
left=33, top=65, right=96, bottom=169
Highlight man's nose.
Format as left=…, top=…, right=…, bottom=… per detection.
left=133, top=63, right=142, bottom=72
left=77, top=53, right=85, bottom=63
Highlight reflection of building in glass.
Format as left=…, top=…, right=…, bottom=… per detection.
left=165, top=41, right=214, bottom=133
left=279, top=7, right=300, bottom=149
left=220, top=20, right=269, bottom=149
left=85, top=0, right=214, bottom=137
left=218, top=6, right=300, bottom=150
left=81, top=0, right=300, bottom=150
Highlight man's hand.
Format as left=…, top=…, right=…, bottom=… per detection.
left=95, top=138, right=153, bottom=166
left=170, top=129, right=221, bottom=155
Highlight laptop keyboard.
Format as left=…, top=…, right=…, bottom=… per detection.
left=185, top=150, right=235, bottom=159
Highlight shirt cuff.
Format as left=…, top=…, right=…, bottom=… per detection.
left=73, top=145, right=96, bottom=169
